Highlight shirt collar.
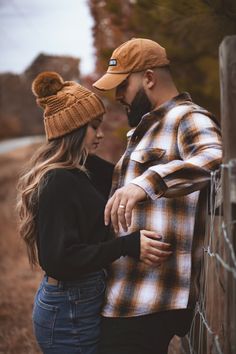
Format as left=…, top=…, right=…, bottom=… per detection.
left=149, top=92, right=192, bottom=119
left=126, top=92, right=192, bottom=138
left=127, top=128, right=135, bottom=138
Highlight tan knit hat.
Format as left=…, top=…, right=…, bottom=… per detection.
left=32, top=71, right=105, bottom=140
left=93, top=38, right=170, bottom=91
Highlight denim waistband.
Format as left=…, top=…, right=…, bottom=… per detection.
left=44, top=269, right=107, bottom=289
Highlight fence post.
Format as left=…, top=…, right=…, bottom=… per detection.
left=219, top=35, right=236, bottom=354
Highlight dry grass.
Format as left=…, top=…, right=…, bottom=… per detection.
left=0, top=145, right=42, bottom=354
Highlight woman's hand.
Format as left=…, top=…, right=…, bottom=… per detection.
left=140, top=230, right=173, bottom=266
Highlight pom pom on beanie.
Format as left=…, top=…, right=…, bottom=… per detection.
left=32, top=71, right=64, bottom=98
left=31, top=71, right=105, bottom=141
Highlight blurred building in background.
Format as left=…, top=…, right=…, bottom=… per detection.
left=0, top=54, right=80, bottom=139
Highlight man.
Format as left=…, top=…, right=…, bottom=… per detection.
left=93, top=38, right=222, bottom=354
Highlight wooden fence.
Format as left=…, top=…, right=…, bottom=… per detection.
left=170, top=35, right=236, bottom=354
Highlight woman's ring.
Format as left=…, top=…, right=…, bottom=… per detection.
left=119, top=204, right=125, bottom=209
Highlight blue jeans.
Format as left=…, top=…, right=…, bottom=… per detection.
left=32, top=270, right=106, bottom=354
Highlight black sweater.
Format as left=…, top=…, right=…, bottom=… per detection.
left=36, top=156, right=140, bottom=281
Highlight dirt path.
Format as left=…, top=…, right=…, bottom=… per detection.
left=0, top=136, right=44, bottom=155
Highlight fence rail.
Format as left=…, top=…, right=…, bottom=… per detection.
left=175, top=35, right=236, bottom=354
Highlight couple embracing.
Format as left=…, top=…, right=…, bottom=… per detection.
left=17, top=38, right=222, bottom=354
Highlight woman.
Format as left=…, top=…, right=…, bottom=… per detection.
left=17, top=72, right=172, bottom=354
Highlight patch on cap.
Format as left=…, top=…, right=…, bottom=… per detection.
left=109, top=59, right=117, bottom=66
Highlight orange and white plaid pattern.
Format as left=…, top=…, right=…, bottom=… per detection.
left=103, top=93, right=222, bottom=317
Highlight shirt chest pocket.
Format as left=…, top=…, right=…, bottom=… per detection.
left=130, top=148, right=166, bottom=168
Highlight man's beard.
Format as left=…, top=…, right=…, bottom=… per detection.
left=126, top=88, right=152, bottom=128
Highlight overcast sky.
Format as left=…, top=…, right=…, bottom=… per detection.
left=0, top=0, right=95, bottom=75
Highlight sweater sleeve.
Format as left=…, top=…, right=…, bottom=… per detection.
left=37, top=169, right=140, bottom=280
left=85, top=154, right=114, bottom=199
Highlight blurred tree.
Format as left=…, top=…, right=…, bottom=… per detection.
left=89, top=0, right=236, bottom=118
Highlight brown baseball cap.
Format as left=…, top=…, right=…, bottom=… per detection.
left=93, top=38, right=170, bottom=91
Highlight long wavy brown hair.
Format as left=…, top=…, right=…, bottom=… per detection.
left=16, top=126, right=88, bottom=267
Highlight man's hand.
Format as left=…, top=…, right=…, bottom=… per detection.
left=104, top=184, right=147, bottom=232
left=140, top=230, right=173, bottom=266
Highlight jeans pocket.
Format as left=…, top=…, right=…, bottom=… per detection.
left=72, top=279, right=105, bottom=348
left=32, top=297, right=58, bottom=347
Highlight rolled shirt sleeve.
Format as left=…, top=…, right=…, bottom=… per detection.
left=131, top=112, right=222, bottom=199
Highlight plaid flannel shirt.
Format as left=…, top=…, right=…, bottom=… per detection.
left=102, top=92, right=222, bottom=317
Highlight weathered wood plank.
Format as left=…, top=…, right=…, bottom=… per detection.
left=219, top=35, right=236, bottom=354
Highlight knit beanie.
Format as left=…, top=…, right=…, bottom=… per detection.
left=32, top=71, right=105, bottom=141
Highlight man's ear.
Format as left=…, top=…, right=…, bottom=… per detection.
left=143, top=69, right=156, bottom=89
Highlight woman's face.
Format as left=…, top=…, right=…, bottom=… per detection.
left=83, top=115, right=104, bottom=153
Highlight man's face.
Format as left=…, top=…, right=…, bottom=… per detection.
left=115, top=73, right=152, bottom=127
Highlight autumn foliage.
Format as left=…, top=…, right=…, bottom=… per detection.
left=89, top=0, right=236, bottom=118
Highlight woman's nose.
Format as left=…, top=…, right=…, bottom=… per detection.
left=97, top=128, right=104, bottom=139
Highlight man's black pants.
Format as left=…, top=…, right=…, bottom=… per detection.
left=98, top=309, right=193, bottom=354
